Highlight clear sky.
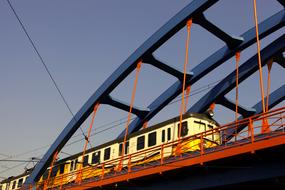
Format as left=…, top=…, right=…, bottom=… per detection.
left=0, top=0, right=284, bottom=179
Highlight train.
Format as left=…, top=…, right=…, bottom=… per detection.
left=1, top=112, right=221, bottom=190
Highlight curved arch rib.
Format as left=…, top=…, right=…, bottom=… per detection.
left=188, top=35, right=285, bottom=115
left=25, top=0, right=219, bottom=184
left=25, top=1, right=284, bottom=185
left=118, top=9, right=285, bottom=138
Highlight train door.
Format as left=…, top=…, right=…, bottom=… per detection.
left=161, top=125, right=173, bottom=158
left=118, top=141, right=129, bottom=167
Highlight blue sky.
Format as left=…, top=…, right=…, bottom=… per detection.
left=0, top=0, right=284, bottom=179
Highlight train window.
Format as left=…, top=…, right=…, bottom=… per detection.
left=70, top=161, right=74, bottom=171
left=162, top=130, right=165, bottom=142
left=92, top=151, right=100, bottom=164
left=208, top=125, right=214, bottom=140
left=137, top=136, right=145, bottom=150
left=83, top=155, right=89, bottom=167
left=51, top=167, right=58, bottom=177
left=17, top=178, right=23, bottom=188
left=59, top=164, right=65, bottom=174
left=178, top=121, right=188, bottom=137
left=70, top=160, right=77, bottom=171
left=75, top=159, right=79, bottom=170
left=119, top=143, right=122, bottom=156
left=12, top=181, right=16, bottom=189
left=119, top=141, right=129, bottom=156
left=104, top=147, right=111, bottom=160
left=148, top=132, right=157, bottom=147
left=167, top=128, right=171, bottom=141
left=194, top=121, right=206, bottom=131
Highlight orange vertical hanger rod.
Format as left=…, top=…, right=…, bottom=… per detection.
left=143, top=121, right=148, bottom=129
left=266, top=59, right=273, bottom=112
left=77, top=103, right=100, bottom=184
left=235, top=52, right=241, bottom=122
left=177, top=19, right=192, bottom=156
left=209, top=102, right=215, bottom=111
left=184, top=85, right=191, bottom=113
left=178, top=19, right=192, bottom=140
left=119, top=60, right=143, bottom=171
left=44, top=150, right=58, bottom=190
left=253, top=0, right=269, bottom=133
left=253, top=0, right=266, bottom=114
left=261, top=59, right=273, bottom=133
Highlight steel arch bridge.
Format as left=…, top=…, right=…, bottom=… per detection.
left=25, top=0, right=285, bottom=188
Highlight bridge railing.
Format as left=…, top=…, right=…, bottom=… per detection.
left=24, top=106, right=285, bottom=190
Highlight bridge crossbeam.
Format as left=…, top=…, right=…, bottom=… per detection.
left=217, top=96, right=256, bottom=118
left=143, top=54, right=193, bottom=81
left=189, top=35, right=285, bottom=114
left=193, top=13, right=244, bottom=49
left=102, top=95, right=150, bottom=118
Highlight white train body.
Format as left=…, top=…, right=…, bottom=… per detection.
left=1, top=113, right=220, bottom=190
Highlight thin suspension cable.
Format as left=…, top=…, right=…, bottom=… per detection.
left=235, top=52, right=241, bottom=121
left=253, top=0, right=270, bottom=133
left=5, top=0, right=91, bottom=147
left=178, top=19, right=192, bottom=140
left=184, top=86, right=191, bottom=113
left=0, top=79, right=222, bottom=176
left=266, top=59, right=273, bottom=112
left=253, top=0, right=266, bottom=114
left=44, top=151, right=58, bottom=190
left=119, top=60, right=142, bottom=170
left=5, top=79, right=221, bottom=163
left=77, top=103, right=100, bottom=184
left=0, top=80, right=220, bottom=176
left=0, top=162, right=26, bottom=174
left=0, top=160, right=39, bottom=163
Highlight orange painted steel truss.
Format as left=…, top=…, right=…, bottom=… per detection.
left=28, top=106, right=285, bottom=190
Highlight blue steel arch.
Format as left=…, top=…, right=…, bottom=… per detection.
left=118, top=8, right=285, bottom=138
left=188, top=34, right=285, bottom=116
left=25, top=0, right=285, bottom=185
left=188, top=35, right=285, bottom=140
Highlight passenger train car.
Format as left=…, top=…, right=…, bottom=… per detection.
left=1, top=112, right=221, bottom=190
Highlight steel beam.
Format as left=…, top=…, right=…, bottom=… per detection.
left=102, top=95, right=150, bottom=118
left=144, top=54, right=192, bottom=81
left=188, top=35, right=285, bottom=114
left=193, top=13, right=243, bottom=49
left=25, top=0, right=219, bottom=184
left=118, top=10, right=285, bottom=138
left=217, top=97, right=256, bottom=118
